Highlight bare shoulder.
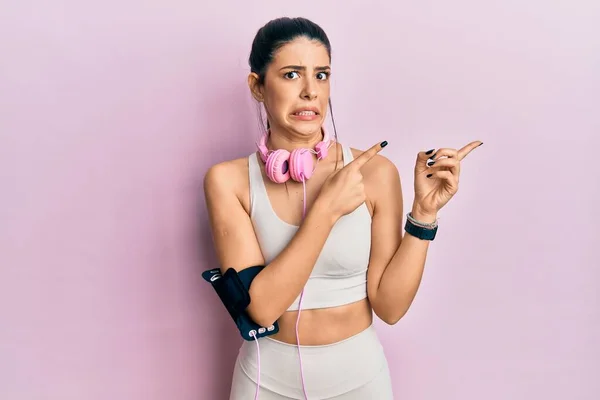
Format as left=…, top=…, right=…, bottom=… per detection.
left=203, top=156, right=250, bottom=198
left=349, top=146, right=403, bottom=214
left=349, top=147, right=401, bottom=184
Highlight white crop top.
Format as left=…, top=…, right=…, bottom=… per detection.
left=248, top=144, right=372, bottom=311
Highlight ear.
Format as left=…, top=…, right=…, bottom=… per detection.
left=247, top=72, right=264, bottom=102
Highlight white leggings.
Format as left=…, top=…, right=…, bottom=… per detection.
left=229, top=324, right=394, bottom=399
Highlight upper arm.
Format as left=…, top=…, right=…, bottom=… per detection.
left=203, top=161, right=265, bottom=273
left=363, top=155, right=404, bottom=303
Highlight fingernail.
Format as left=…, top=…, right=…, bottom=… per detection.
left=381, top=141, right=388, bottom=148
left=425, top=149, right=435, bottom=155
left=427, top=174, right=433, bottom=178
left=478, top=142, right=484, bottom=147
left=427, top=160, right=435, bottom=166
left=429, top=152, right=437, bottom=160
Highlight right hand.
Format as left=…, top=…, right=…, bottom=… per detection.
left=316, top=141, right=388, bottom=220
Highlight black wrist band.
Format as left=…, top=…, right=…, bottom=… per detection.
left=404, top=218, right=438, bottom=240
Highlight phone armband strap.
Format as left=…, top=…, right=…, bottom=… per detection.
left=202, top=266, right=279, bottom=341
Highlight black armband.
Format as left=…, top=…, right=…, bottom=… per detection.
left=202, top=266, right=279, bottom=341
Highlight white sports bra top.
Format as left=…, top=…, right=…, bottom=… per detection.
left=248, top=144, right=372, bottom=311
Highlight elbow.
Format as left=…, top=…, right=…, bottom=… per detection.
left=382, top=316, right=402, bottom=325
left=252, top=314, right=278, bottom=329
left=375, top=305, right=409, bottom=326
left=381, top=314, right=403, bottom=325
left=247, top=303, right=279, bottom=329
left=246, top=285, right=281, bottom=328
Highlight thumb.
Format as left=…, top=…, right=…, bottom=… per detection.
left=415, top=148, right=436, bottom=173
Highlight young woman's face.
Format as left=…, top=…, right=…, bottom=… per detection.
left=251, top=37, right=331, bottom=139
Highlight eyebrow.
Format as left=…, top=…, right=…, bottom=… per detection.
left=279, top=65, right=331, bottom=71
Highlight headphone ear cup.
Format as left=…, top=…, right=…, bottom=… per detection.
left=289, top=149, right=315, bottom=182
left=265, top=149, right=291, bottom=183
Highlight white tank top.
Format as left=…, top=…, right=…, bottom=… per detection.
left=248, top=144, right=372, bottom=311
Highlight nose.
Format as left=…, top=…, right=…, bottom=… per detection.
left=301, top=78, right=317, bottom=100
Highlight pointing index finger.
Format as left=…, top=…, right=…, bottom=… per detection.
left=457, top=140, right=483, bottom=161
left=348, top=141, right=388, bottom=170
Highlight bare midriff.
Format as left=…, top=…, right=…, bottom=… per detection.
left=270, top=298, right=373, bottom=345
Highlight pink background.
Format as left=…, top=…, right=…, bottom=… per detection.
left=1, top=1, right=599, bottom=399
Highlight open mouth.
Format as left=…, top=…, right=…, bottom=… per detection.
left=293, top=110, right=318, bottom=116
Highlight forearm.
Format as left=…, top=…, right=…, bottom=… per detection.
left=375, top=207, right=437, bottom=323
left=247, top=202, right=336, bottom=326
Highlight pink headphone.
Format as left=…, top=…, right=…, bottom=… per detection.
left=257, top=129, right=333, bottom=183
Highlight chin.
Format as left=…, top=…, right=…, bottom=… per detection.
left=288, top=120, right=324, bottom=136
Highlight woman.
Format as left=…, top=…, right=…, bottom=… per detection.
left=204, top=17, right=482, bottom=399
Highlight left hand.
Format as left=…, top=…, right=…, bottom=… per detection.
left=412, top=141, right=483, bottom=219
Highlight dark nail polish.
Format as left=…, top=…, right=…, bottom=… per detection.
left=427, top=173, right=433, bottom=178
left=429, top=152, right=437, bottom=160
left=478, top=142, right=484, bottom=147
left=427, top=160, right=435, bottom=166
left=425, top=149, right=435, bottom=155
left=381, top=141, right=388, bottom=148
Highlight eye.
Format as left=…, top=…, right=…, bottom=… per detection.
left=284, top=71, right=300, bottom=79
left=316, top=72, right=330, bottom=80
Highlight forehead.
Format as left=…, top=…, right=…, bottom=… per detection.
left=270, top=37, right=330, bottom=67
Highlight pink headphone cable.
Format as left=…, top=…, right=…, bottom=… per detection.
left=295, top=174, right=309, bottom=399
left=251, top=333, right=261, bottom=400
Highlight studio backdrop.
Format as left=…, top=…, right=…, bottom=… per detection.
left=1, top=1, right=598, bottom=399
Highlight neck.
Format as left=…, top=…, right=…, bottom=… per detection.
left=266, top=126, right=326, bottom=153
